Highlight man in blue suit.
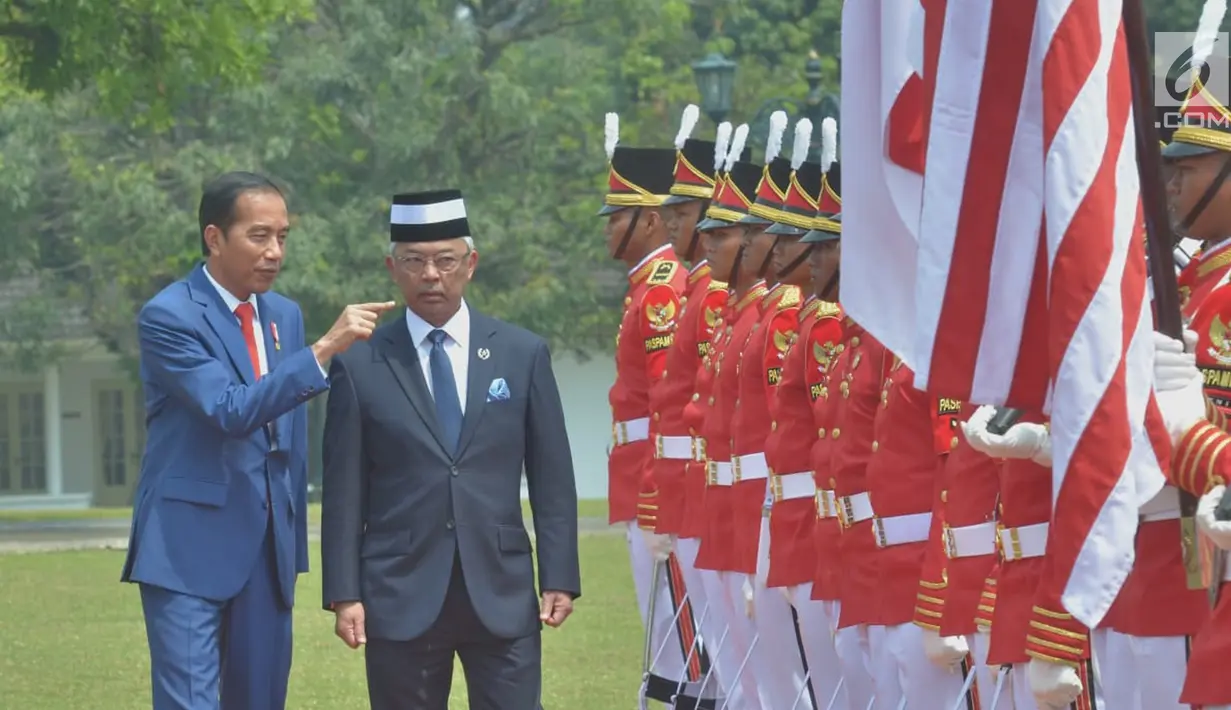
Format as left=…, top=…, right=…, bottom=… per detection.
left=122, top=171, right=395, bottom=710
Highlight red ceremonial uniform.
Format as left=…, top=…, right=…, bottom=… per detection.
left=862, top=361, right=960, bottom=627
left=729, top=283, right=801, bottom=575
left=829, top=320, right=891, bottom=628
left=695, top=281, right=769, bottom=572
left=764, top=296, right=832, bottom=589
left=805, top=302, right=846, bottom=601
left=914, top=419, right=1001, bottom=638
left=679, top=281, right=729, bottom=540
left=650, top=260, right=721, bottom=535
left=608, top=244, right=687, bottom=526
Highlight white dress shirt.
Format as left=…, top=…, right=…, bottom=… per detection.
left=203, top=265, right=269, bottom=376
left=404, top=300, right=470, bottom=413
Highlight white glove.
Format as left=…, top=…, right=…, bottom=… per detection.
left=742, top=576, right=755, bottom=619
left=1151, top=333, right=1207, bottom=445
left=1027, top=658, right=1083, bottom=709
left=963, top=405, right=1051, bottom=465
left=921, top=628, right=969, bottom=670
left=645, top=533, right=674, bottom=562
left=1154, top=330, right=1200, bottom=391
left=1197, top=485, right=1231, bottom=550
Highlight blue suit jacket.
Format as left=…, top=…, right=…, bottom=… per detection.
left=121, top=264, right=328, bottom=606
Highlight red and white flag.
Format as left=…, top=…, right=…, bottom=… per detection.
left=841, top=0, right=1169, bottom=627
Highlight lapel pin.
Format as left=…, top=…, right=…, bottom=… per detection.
left=477, top=347, right=490, bottom=360
left=270, top=322, right=281, bottom=351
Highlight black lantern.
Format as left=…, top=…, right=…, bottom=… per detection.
left=691, top=52, right=738, bottom=124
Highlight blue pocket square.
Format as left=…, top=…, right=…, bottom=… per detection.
left=487, top=377, right=511, bottom=402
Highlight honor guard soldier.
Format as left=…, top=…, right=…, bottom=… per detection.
left=761, top=116, right=850, bottom=710
left=693, top=120, right=776, bottom=709
left=645, top=107, right=732, bottom=706
left=1148, top=47, right=1231, bottom=710
left=596, top=112, right=695, bottom=704
left=963, top=409, right=1102, bottom=709
left=682, top=123, right=760, bottom=708
left=859, top=354, right=973, bottom=710
left=913, top=411, right=1001, bottom=706
left=728, top=115, right=815, bottom=708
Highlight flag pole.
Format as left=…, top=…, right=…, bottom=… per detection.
left=1121, top=0, right=1214, bottom=598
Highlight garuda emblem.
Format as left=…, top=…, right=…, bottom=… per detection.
left=646, top=300, right=677, bottom=332
left=773, top=328, right=797, bottom=354
left=813, top=340, right=835, bottom=373
left=1209, top=315, right=1231, bottom=366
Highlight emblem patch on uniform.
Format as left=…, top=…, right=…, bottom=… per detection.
left=646, top=300, right=677, bottom=333
left=937, top=398, right=962, bottom=416
left=813, top=341, right=834, bottom=373
left=646, top=260, right=679, bottom=286
left=1209, top=315, right=1231, bottom=366
left=772, top=328, right=796, bottom=354
left=767, top=367, right=783, bottom=385
left=645, top=334, right=674, bottom=353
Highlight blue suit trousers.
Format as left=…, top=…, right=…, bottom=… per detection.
left=140, top=518, right=292, bottom=710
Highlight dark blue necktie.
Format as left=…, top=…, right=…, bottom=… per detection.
left=428, top=329, right=463, bottom=454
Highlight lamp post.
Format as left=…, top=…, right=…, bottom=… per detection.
left=690, top=52, right=738, bottom=125
left=692, top=50, right=840, bottom=163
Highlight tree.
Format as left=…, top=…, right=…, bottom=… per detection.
left=0, top=0, right=313, bottom=127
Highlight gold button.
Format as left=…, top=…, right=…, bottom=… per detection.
left=681, top=296, right=689, bottom=305
left=871, top=441, right=879, bottom=452
left=653, top=412, right=660, bottom=421
left=851, top=336, right=861, bottom=347
left=662, top=370, right=669, bottom=379
left=832, top=428, right=841, bottom=439
left=950, top=436, right=960, bottom=449
left=881, top=391, right=888, bottom=404
left=837, top=344, right=846, bottom=353
left=624, top=296, right=632, bottom=306
left=708, top=396, right=715, bottom=405
left=772, top=421, right=778, bottom=431
left=818, top=428, right=826, bottom=438
left=940, top=490, right=948, bottom=503
left=829, top=477, right=837, bottom=488
left=692, top=393, right=700, bottom=402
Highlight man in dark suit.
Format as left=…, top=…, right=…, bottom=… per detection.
left=321, top=189, right=582, bottom=710
left=123, top=170, right=395, bottom=709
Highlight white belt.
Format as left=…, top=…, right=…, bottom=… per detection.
left=1139, top=485, right=1182, bottom=522
left=837, top=492, right=874, bottom=528
left=771, top=472, right=817, bottom=502
left=656, top=435, right=702, bottom=461
left=872, top=512, right=933, bottom=548
left=999, top=522, right=1049, bottom=562
left=732, top=452, right=770, bottom=482
left=707, top=461, right=735, bottom=486
left=944, top=521, right=998, bottom=559
left=816, top=490, right=839, bottom=519
left=613, top=417, right=650, bottom=446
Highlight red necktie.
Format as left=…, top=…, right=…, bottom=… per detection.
left=233, top=303, right=262, bottom=381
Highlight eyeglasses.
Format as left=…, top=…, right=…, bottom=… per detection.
left=393, top=250, right=469, bottom=275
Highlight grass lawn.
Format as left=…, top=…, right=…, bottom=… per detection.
left=0, top=499, right=611, bottom=526
left=0, top=532, right=639, bottom=709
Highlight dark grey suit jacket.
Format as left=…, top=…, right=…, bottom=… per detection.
left=320, top=311, right=581, bottom=641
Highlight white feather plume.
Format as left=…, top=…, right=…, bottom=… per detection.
left=714, top=122, right=733, bottom=172
left=1192, top=0, right=1227, bottom=73
left=604, top=112, right=619, bottom=161
left=820, top=117, right=838, bottom=174
left=675, top=104, right=700, bottom=150
left=790, top=119, right=813, bottom=170
left=765, top=110, right=788, bottom=163
left=726, top=124, right=750, bottom=172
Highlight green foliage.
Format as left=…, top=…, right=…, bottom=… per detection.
left=0, top=0, right=314, bottom=128
left=0, top=0, right=847, bottom=372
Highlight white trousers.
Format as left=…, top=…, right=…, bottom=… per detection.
left=971, top=630, right=995, bottom=709
left=740, top=517, right=810, bottom=709
left=792, top=588, right=850, bottom=710
left=722, top=570, right=770, bottom=710
left=675, top=537, right=739, bottom=705
left=867, top=622, right=971, bottom=710
left=1099, top=630, right=1189, bottom=710
left=835, top=624, right=876, bottom=710
left=627, top=524, right=689, bottom=688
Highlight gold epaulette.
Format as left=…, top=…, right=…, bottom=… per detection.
left=817, top=300, right=841, bottom=318
left=776, top=285, right=802, bottom=310
left=646, top=260, right=679, bottom=286
left=708, top=279, right=729, bottom=292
